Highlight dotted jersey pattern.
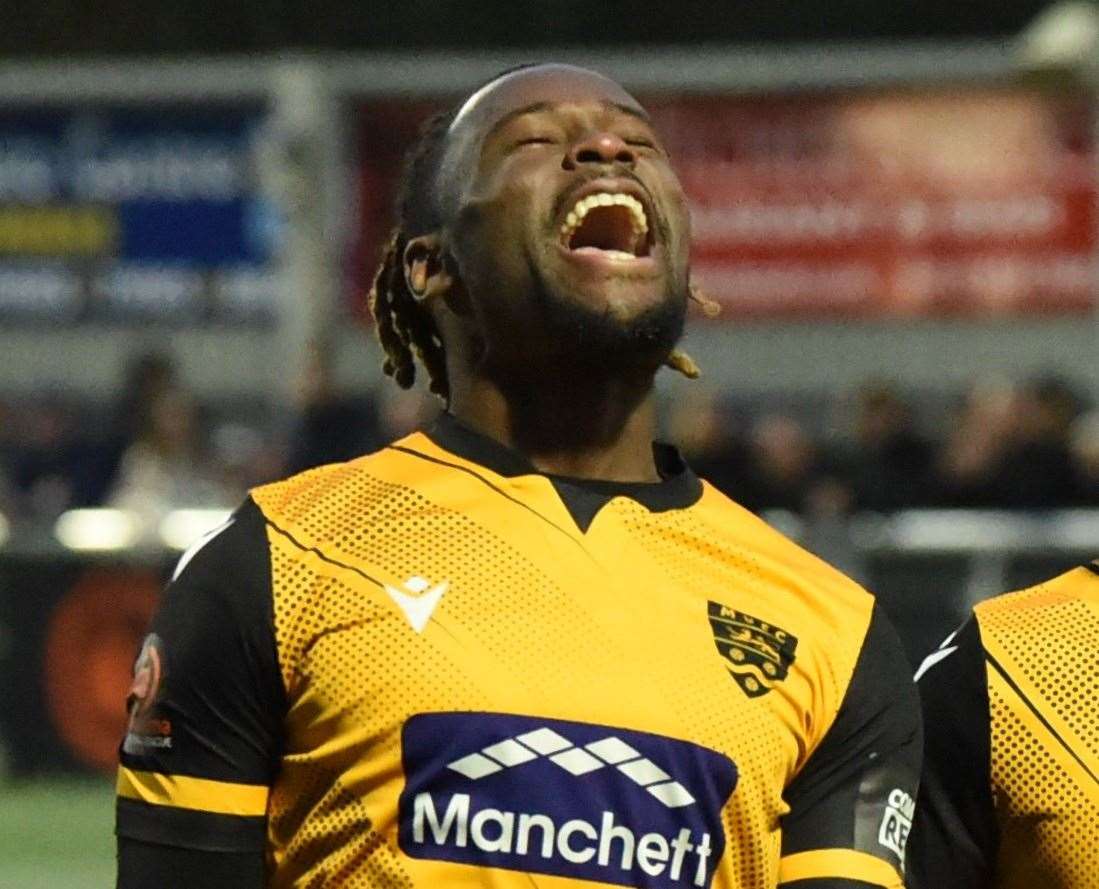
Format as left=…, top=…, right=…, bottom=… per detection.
left=616, top=498, right=790, bottom=887
left=977, top=572, right=1099, bottom=889
left=251, top=435, right=874, bottom=887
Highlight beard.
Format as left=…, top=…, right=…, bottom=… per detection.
left=478, top=263, right=689, bottom=388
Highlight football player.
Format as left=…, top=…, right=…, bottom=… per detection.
left=116, top=63, right=921, bottom=888
left=908, top=560, right=1099, bottom=888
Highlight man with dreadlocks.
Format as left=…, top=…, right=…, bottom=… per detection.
left=115, top=64, right=920, bottom=888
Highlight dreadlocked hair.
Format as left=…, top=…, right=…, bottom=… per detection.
left=368, top=109, right=455, bottom=400
left=368, top=65, right=721, bottom=398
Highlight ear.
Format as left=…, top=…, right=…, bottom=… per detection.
left=403, top=234, right=454, bottom=303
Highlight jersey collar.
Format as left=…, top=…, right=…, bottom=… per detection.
left=423, top=412, right=703, bottom=530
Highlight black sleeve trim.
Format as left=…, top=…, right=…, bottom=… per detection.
left=116, top=797, right=267, bottom=853
left=907, top=616, right=997, bottom=889
left=119, top=497, right=286, bottom=785
left=116, top=836, right=265, bottom=889
left=782, top=605, right=922, bottom=873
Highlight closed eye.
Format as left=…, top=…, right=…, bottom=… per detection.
left=514, top=136, right=557, bottom=148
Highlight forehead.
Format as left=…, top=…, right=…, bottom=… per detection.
left=449, top=64, right=645, bottom=138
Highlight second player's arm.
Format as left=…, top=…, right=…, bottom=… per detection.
left=906, top=616, right=997, bottom=889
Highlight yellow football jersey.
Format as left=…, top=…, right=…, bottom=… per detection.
left=909, top=561, right=1099, bottom=888
left=117, top=414, right=920, bottom=888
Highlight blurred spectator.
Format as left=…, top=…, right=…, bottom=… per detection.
left=211, top=419, right=284, bottom=495
left=663, top=388, right=749, bottom=499
left=935, top=377, right=1017, bottom=507
left=1068, top=409, right=1099, bottom=506
left=106, top=385, right=237, bottom=528
left=841, top=382, right=936, bottom=512
left=996, top=375, right=1082, bottom=509
left=79, top=351, right=182, bottom=507
left=6, top=396, right=94, bottom=519
left=114, top=352, right=178, bottom=442
left=740, top=413, right=844, bottom=515
left=285, top=343, right=384, bottom=474
left=2, top=358, right=1094, bottom=528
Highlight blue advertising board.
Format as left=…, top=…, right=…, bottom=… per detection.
left=0, top=107, right=279, bottom=326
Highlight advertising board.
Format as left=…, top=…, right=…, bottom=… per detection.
left=0, top=107, right=277, bottom=327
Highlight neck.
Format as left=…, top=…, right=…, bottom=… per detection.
left=447, top=370, right=662, bottom=483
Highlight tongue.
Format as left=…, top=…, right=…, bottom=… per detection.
left=569, top=205, right=637, bottom=254
left=572, top=246, right=638, bottom=261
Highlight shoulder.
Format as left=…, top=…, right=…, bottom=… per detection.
left=160, top=498, right=276, bottom=645
left=698, top=482, right=874, bottom=596
left=693, top=484, right=896, bottom=754
left=250, top=433, right=442, bottom=540
left=696, top=482, right=878, bottom=647
left=169, top=497, right=270, bottom=590
left=975, top=562, right=1099, bottom=631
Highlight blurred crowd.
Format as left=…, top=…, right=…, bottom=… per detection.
left=0, top=351, right=1096, bottom=532
left=672, top=375, right=1098, bottom=519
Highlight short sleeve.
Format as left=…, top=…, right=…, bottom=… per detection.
left=115, top=497, right=286, bottom=854
left=778, top=606, right=922, bottom=889
left=906, top=616, right=997, bottom=889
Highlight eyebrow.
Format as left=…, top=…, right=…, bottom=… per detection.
left=484, top=100, right=652, bottom=140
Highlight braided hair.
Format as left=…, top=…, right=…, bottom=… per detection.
left=368, top=108, right=456, bottom=400
left=367, top=73, right=718, bottom=402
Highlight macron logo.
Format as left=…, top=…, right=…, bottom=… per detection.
left=447, top=727, right=696, bottom=809
left=386, top=576, right=448, bottom=633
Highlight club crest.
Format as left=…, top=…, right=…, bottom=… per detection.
left=707, top=602, right=798, bottom=698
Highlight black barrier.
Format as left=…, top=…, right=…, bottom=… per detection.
left=0, top=554, right=164, bottom=776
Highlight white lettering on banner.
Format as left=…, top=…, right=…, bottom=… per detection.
left=693, top=832, right=713, bottom=886
left=411, top=792, right=713, bottom=886
left=637, top=832, right=670, bottom=876
left=598, top=810, right=636, bottom=868
left=516, top=813, right=554, bottom=856
left=470, top=808, right=513, bottom=853
left=669, top=829, right=694, bottom=882
left=413, top=791, right=469, bottom=847
left=558, top=819, right=597, bottom=863
left=75, top=143, right=242, bottom=201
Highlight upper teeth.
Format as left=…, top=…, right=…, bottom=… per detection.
left=560, top=192, right=649, bottom=241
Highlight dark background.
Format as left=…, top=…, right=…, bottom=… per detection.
left=6, top=0, right=1055, bottom=56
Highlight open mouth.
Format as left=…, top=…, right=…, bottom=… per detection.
left=559, top=192, right=652, bottom=261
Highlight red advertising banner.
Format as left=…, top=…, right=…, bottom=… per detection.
left=356, top=88, right=1096, bottom=320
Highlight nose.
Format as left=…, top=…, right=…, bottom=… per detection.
left=562, top=131, right=636, bottom=170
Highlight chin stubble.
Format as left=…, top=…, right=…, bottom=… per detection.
left=530, top=268, right=688, bottom=374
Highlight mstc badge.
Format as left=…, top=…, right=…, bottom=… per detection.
left=708, top=602, right=798, bottom=698
left=399, top=712, right=737, bottom=888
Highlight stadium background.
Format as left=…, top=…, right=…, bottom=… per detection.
left=1, top=2, right=1097, bottom=885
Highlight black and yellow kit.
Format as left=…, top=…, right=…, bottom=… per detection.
left=908, top=561, right=1099, bottom=889
left=116, top=414, right=920, bottom=888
